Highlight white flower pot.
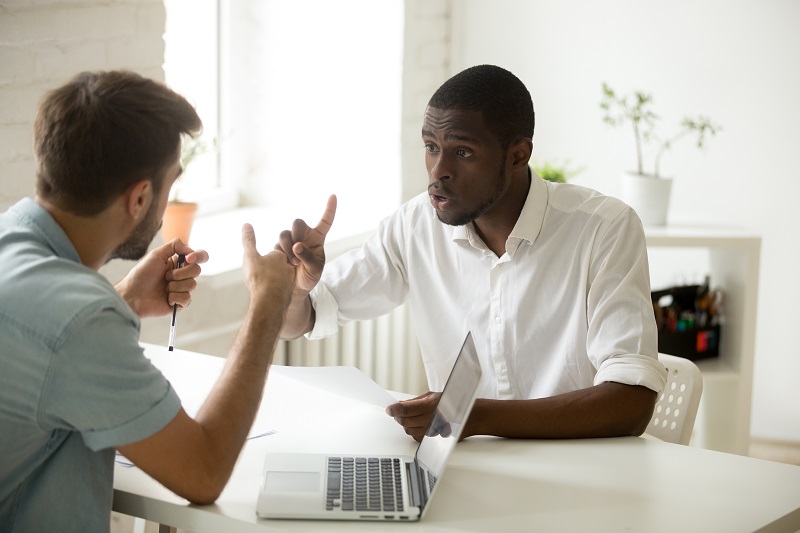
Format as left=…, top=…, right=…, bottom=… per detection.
left=620, top=172, right=673, bottom=227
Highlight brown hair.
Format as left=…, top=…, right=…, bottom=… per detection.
left=34, top=70, right=202, bottom=215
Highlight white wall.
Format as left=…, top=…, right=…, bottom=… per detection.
left=450, top=0, right=800, bottom=442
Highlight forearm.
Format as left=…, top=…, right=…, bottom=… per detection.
left=191, top=290, right=289, bottom=494
left=464, top=382, right=657, bottom=439
left=151, top=286, right=286, bottom=504
left=115, top=291, right=290, bottom=505
left=279, top=289, right=315, bottom=340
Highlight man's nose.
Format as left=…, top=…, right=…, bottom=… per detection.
left=429, top=153, right=453, bottom=182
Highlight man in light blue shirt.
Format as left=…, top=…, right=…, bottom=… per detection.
left=0, top=197, right=183, bottom=532
left=0, top=71, right=298, bottom=532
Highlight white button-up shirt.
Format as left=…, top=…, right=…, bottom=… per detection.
left=310, top=176, right=666, bottom=399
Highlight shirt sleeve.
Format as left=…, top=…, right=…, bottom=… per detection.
left=41, top=307, right=181, bottom=451
left=308, top=211, right=411, bottom=340
left=586, top=209, right=667, bottom=393
left=307, top=281, right=342, bottom=340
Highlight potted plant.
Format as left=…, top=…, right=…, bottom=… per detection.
left=161, top=135, right=214, bottom=245
left=530, top=159, right=582, bottom=184
left=600, top=82, right=720, bottom=226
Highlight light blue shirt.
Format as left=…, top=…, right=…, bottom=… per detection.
left=0, top=198, right=181, bottom=533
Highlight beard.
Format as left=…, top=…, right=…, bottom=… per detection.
left=109, top=198, right=163, bottom=261
left=437, top=155, right=507, bottom=227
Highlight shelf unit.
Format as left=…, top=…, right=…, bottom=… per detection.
left=645, top=226, right=761, bottom=455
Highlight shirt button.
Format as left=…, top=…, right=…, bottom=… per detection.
left=495, top=316, right=501, bottom=323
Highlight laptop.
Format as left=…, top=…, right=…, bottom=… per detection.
left=256, top=332, right=482, bottom=521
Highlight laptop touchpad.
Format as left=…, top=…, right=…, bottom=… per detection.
left=264, top=471, right=320, bottom=492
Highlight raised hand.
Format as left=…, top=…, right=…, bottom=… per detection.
left=276, top=195, right=337, bottom=294
left=241, top=223, right=295, bottom=306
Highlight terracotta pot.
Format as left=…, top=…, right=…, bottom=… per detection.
left=162, top=201, right=198, bottom=245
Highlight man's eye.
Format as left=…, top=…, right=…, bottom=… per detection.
left=424, top=143, right=438, bottom=153
left=456, top=148, right=472, bottom=157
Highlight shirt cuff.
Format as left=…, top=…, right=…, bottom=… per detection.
left=594, top=353, right=668, bottom=393
left=307, top=282, right=341, bottom=340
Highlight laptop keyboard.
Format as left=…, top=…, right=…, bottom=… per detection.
left=326, top=457, right=404, bottom=512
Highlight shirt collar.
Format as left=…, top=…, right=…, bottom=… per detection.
left=9, top=197, right=82, bottom=263
left=452, top=173, right=549, bottom=255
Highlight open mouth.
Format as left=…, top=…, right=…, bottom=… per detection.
left=430, top=194, right=451, bottom=210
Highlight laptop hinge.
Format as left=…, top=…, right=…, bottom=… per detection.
left=406, top=460, right=425, bottom=509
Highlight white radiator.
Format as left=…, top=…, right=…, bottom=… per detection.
left=273, top=302, right=428, bottom=395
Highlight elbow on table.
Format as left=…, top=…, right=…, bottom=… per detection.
left=186, top=491, right=221, bottom=507
left=171, top=458, right=232, bottom=506
left=180, top=475, right=227, bottom=506
left=628, top=418, right=651, bottom=438
left=627, top=390, right=658, bottom=437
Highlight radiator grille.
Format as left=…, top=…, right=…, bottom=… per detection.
left=274, top=303, right=427, bottom=395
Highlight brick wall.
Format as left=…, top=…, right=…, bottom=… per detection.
left=401, top=0, right=452, bottom=201
left=0, top=0, right=166, bottom=211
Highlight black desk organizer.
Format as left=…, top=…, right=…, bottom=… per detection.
left=651, top=283, right=722, bottom=361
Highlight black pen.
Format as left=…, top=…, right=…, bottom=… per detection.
left=167, top=254, right=186, bottom=352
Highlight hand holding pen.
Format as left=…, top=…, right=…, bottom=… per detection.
left=168, top=254, right=186, bottom=351
left=114, top=241, right=208, bottom=320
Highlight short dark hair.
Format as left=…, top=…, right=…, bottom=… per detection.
left=34, top=70, right=202, bottom=216
left=428, top=65, right=534, bottom=148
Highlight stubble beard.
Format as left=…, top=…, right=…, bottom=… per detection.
left=436, top=156, right=507, bottom=227
left=109, top=198, right=162, bottom=262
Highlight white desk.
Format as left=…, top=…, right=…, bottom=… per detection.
left=113, top=345, right=800, bottom=532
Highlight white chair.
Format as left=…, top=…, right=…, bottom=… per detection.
left=646, top=353, right=703, bottom=445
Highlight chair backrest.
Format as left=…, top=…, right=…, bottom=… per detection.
left=646, top=353, right=703, bottom=445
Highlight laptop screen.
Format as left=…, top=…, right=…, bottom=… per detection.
left=413, top=332, right=482, bottom=512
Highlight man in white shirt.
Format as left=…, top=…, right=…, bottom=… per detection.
left=277, top=64, right=666, bottom=441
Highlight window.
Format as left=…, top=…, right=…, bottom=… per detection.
left=164, top=0, right=233, bottom=212
left=164, top=0, right=403, bottom=240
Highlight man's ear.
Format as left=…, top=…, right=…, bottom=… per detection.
left=125, top=179, right=154, bottom=221
left=509, top=137, right=534, bottom=170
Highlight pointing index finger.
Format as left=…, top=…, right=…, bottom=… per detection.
left=313, top=194, right=337, bottom=237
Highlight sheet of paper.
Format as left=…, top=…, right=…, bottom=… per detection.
left=142, top=346, right=399, bottom=438
left=269, top=364, right=397, bottom=408
left=143, top=345, right=275, bottom=439
left=136, top=344, right=415, bottom=461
